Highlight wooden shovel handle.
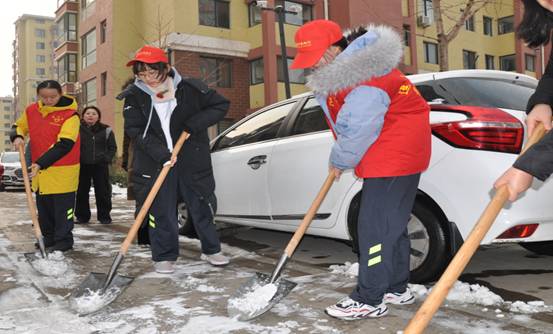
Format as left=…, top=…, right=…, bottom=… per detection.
left=284, top=171, right=336, bottom=257
left=18, top=145, right=42, bottom=240
left=404, top=123, right=547, bottom=334
left=120, top=131, right=190, bottom=255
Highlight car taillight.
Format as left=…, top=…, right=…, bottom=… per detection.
left=497, top=224, right=539, bottom=239
left=431, top=106, right=523, bottom=154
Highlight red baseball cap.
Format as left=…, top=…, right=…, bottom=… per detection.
left=290, top=20, right=343, bottom=69
left=126, top=45, right=169, bottom=67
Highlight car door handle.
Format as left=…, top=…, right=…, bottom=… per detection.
left=247, top=155, right=267, bottom=169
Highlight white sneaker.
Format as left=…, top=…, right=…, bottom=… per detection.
left=154, top=261, right=175, bottom=274
left=325, top=297, right=388, bottom=320
left=200, top=252, right=229, bottom=266
left=384, top=288, right=415, bottom=305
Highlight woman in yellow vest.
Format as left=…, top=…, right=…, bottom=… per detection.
left=11, top=80, right=80, bottom=252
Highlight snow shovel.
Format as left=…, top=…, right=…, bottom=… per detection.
left=69, top=131, right=190, bottom=314
left=404, top=124, right=547, bottom=334
left=18, top=144, right=48, bottom=261
left=227, top=171, right=336, bottom=320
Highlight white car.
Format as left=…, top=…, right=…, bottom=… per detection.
left=180, top=70, right=553, bottom=283
left=0, top=151, right=24, bottom=189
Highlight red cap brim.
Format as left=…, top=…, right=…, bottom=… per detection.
left=290, top=48, right=327, bottom=69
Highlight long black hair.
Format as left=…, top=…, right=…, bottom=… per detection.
left=36, top=80, right=62, bottom=95
left=518, top=0, right=553, bottom=48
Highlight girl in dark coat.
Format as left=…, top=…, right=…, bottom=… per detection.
left=123, top=46, right=230, bottom=274
left=495, top=0, right=553, bottom=199
left=75, top=106, right=117, bottom=224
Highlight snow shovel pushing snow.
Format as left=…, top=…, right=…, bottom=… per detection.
left=18, top=144, right=48, bottom=261
left=69, top=131, right=190, bottom=315
left=227, top=171, right=336, bottom=321
left=404, top=124, right=547, bottom=334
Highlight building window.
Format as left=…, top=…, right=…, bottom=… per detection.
left=421, top=0, right=434, bottom=20
left=250, top=58, right=264, bottom=85
left=275, top=1, right=313, bottom=25
left=4, top=106, right=11, bottom=111
left=4, top=114, right=10, bottom=119
left=35, top=19, right=45, bottom=24
left=101, top=72, right=107, bottom=96
left=100, top=20, right=107, bottom=44
left=465, top=16, right=474, bottom=31
left=278, top=57, right=308, bottom=84
left=525, top=54, right=536, bottom=72
left=498, top=16, right=514, bottom=35
left=35, top=28, right=46, bottom=38
left=82, top=29, right=96, bottom=68
left=485, top=55, right=494, bottom=70
left=403, top=25, right=410, bottom=47
left=500, top=54, right=516, bottom=71
left=56, top=13, right=77, bottom=44
left=463, top=50, right=477, bottom=69
left=36, top=55, right=46, bottom=63
left=248, top=3, right=262, bottom=26
left=200, top=57, right=232, bottom=88
left=83, top=78, right=97, bottom=106
left=483, top=16, right=493, bottom=36
left=199, top=0, right=230, bottom=29
left=36, top=68, right=46, bottom=76
left=36, top=42, right=45, bottom=49
left=57, top=54, right=77, bottom=83
left=82, top=0, right=95, bottom=7
left=423, top=41, right=438, bottom=64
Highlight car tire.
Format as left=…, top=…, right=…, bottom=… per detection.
left=519, top=241, right=553, bottom=256
left=347, top=195, right=449, bottom=283
left=177, top=202, right=198, bottom=239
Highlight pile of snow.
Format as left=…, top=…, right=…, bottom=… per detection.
left=328, top=261, right=358, bottom=277
left=69, top=287, right=122, bottom=315
left=30, top=251, right=68, bottom=276
left=443, top=281, right=504, bottom=306
left=508, top=300, right=548, bottom=314
left=227, top=283, right=278, bottom=317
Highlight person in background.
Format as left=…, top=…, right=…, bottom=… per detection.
left=290, top=20, right=431, bottom=319
left=123, top=46, right=230, bottom=273
left=11, top=80, right=80, bottom=252
left=494, top=0, right=553, bottom=200
left=75, top=106, right=117, bottom=225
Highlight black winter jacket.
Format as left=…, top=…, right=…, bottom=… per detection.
left=123, top=76, right=229, bottom=198
left=516, top=49, right=553, bottom=181
left=80, top=121, right=117, bottom=165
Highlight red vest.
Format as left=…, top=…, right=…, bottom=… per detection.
left=326, top=69, right=431, bottom=178
left=26, top=103, right=80, bottom=166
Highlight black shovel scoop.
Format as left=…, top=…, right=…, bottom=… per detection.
left=69, top=132, right=190, bottom=315
left=227, top=172, right=335, bottom=320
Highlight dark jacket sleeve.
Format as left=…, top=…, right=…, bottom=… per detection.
left=123, top=94, right=171, bottom=164
left=35, top=138, right=75, bottom=169
left=527, top=49, right=553, bottom=113
left=513, top=130, right=553, bottom=181
left=122, top=132, right=130, bottom=171
left=105, top=128, right=117, bottom=163
left=182, top=79, right=230, bottom=134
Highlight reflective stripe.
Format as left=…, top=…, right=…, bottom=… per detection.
left=369, top=244, right=381, bottom=255
left=149, top=221, right=156, bottom=228
left=368, top=255, right=381, bottom=267
left=67, top=213, right=74, bottom=220
left=67, top=208, right=74, bottom=214
left=149, top=214, right=155, bottom=221
left=67, top=208, right=74, bottom=220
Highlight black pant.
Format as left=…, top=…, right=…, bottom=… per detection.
left=350, top=173, right=420, bottom=306
left=75, top=163, right=112, bottom=223
left=135, top=168, right=179, bottom=261
left=36, top=191, right=75, bottom=249
left=178, top=179, right=221, bottom=255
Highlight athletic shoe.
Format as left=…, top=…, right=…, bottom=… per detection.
left=200, top=252, right=229, bottom=266
left=325, top=297, right=388, bottom=320
left=154, top=261, right=175, bottom=274
left=384, top=288, right=415, bottom=305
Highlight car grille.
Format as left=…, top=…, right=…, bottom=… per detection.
left=15, top=168, right=23, bottom=178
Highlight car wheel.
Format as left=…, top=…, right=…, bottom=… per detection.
left=177, top=202, right=198, bottom=239
left=347, top=195, right=449, bottom=283
left=520, top=241, right=553, bottom=256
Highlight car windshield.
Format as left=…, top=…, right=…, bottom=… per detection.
left=1, top=153, right=20, bottom=163
left=418, top=77, right=537, bottom=111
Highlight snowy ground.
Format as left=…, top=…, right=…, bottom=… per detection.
left=1, top=188, right=553, bottom=333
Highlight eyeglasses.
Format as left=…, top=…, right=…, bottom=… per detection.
left=136, top=69, right=160, bottom=80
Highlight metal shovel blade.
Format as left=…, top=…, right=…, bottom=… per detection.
left=24, top=252, right=45, bottom=262
left=227, top=272, right=297, bottom=321
left=69, top=272, right=133, bottom=315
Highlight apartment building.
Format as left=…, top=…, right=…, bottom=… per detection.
left=0, top=97, right=14, bottom=152
left=13, top=14, right=56, bottom=118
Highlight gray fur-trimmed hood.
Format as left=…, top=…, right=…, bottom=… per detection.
left=307, top=25, right=403, bottom=95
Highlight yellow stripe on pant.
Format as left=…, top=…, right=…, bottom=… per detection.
left=149, top=214, right=156, bottom=228
left=368, top=243, right=382, bottom=267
